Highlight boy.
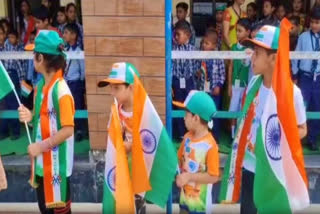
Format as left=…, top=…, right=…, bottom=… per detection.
left=34, top=5, right=61, bottom=36
left=247, top=2, right=258, bottom=24
left=216, top=4, right=226, bottom=50
left=291, top=0, right=305, bottom=33
left=237, top=24, right=307, bottom=214
left=261, top=0, right=279, bottom=26
left=222, top=0, right=246, bottom=50
left=0, top=25, right=5, bottom=51
left=172, top=20, right=200, bottom=141
left=292, top=7, right=320, bottom=151
left=0, top=29, right=25, bottom=140
left=197, top=29, right=225, bottom=142
left=174, top=90, right=220, bottom=214
left=66, top=3, right=83, bottom=50
left=288, top=16, right=300, bottom=51
left=276, top=3, right=287, bottom=21
left=228, top=18, right=251, bottom=140
left=63, top=23, right=86, bottom=141
left=97, top=62, right=146, bottom=213
left=175, top=2, right=196, bottom=46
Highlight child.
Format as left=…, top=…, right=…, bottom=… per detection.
left=17, top=0, right=35, bottom=45
left=175, top=2, right=196, bottom=46
left=291, top=0, right=305, bottom=33
left=174, top=90, right=220, bottom=214
left=215, top=4, right=226, bottom=50
left=247, top=2, right=258, bottom=24
left=19, top=30, right=75, bottom=213
left=222, top=0, right=246, bottom=50
left=34, top=5, right=61, bottom=36
left=172, top=20, right=200, bottom=140
left=0, top=30, right=25, bottom=140
left=228, top=18, right=251, bottom=139
left=63, top=23, right=86, bottom=141
left=66, top=3, right=83, bottom=49
left=275, top=3, right=287, bottom=21
left=292, top=7, right=320, bottom=151
left=261, top=0, right=279, bottom=26
left=238, top=24, right=307, bottom=214
left=197, top=29, right=225, bottom=142
left=97, top=62, right=146, bottom=213
left=288, top=16, right=300, bottom=51
left=57, top=7, right=67, bottom=35
left=0, top=19, right=10, bottom=36
left=0, top=25, right=5, bottom=51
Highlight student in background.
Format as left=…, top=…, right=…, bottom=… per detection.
left=175, top=2, right=196, bottom=46
left=216, top=4, right=226, bottom=50
left=247, top=2, right=258, bottom=24
left=66, top=3, right=83, bottom=49
left=0, top=19, right=11, bottom=36
left=33, top=5, right=61, bottom=36
left=17, top=0, right=35, bottom=45
left=290, top=0, right=306, bottom=32
left=56, top=7, right=67, bottom=35
left=0, top=30, right=25, bottom=140
left=261, top=0, right=279, bottom=26
left=289, top=16, right=301, bottom=51
left=275, top=2, right=288, bottom=22
left=63, top=23, right=86, bottom=141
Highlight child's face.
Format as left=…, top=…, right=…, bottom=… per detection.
left=175, top=29, right=190, bottom=45
left=0, top=29, right=5, bottom=45
left=1, top=23, right=8, bottom=35
left=42, top=0, right=50, bottom=8
left=263, top=1, right=274, bottom=17
left=310, top=18, right=320, bottom=34
left=21, top=1, right=30, bottom=15
left=251, top=46, right=275, bottom=75
left=184, top=111, right=196, bottom=132
left=247, top=6, right=256, bottom=20
left=8, top=34, right=18, bottom=45
left=276, top=6, right=286, bottom=21
left=57, top=11, right=67, bottom=24
left=110, top=84, right=133, bottom=106
left=236, top=24, right=250, bottom=42
left=216, top=11, right=224, bottom=23
left=293, top=0, right=302, bottom=13
left=63, top=29, right=76, bottom=44
left=67, top=6, right=77, bottom=22
left=35, top=18, right=48, bottom=30
left=176, top=7, right=187, bottom=21
left=290, top=23, right=300, bottom=36
left=202, top=36, right=216, bottom=51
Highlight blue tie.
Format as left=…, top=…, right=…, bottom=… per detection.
left=311, top=32, right=320, bottom=74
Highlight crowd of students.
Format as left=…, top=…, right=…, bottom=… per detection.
left=0, top=0, right=87, bottom=142
left=172, top=0, right=320, bottom=151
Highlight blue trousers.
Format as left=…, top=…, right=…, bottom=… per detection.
left=0, top=70, right=20, bottom=137
left=298, top=73, right=320, bottom=145
left=172, top=76, right=195, bottom=141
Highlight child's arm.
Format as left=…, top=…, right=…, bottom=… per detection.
left=18, top=105, right=33, bottom=123
left=28, top=126, right=74, bottom=158
left=176, top=172, right=219, bottom=187
left=298, top=123, right=307, bottom=139
left=227, top=60, right=233, bottom=97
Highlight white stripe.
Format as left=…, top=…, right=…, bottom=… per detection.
left=205, top=184, right=213, bottom=214
left=0, top=51, right=84, bottom=59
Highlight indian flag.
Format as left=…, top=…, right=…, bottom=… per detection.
left=131, top=74, right=178, bottom=208
left=254, top=19, right=309, bottom=213
left=103, top=101, right=135, bottom=214
left=0, top=61, right=15, bottom=100
left=21, top=80, right=33, bottom=98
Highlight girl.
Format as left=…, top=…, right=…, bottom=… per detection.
left=66, top=3, right=83, bottom=49
left=17, top=0, right=35, bottom=45
left=19, top=30, right=75, bottom=214
left=56, top=7, right=67, bottom=35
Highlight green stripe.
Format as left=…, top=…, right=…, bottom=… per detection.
left=254, top=126, right=291, bottom=214
left=145, top=128, right=178, bottom=208
left=218, top=149, right=232, bottom=202
left=103, top=181, right=115, bottom=214
left=52, top=82, right=67, bottom=202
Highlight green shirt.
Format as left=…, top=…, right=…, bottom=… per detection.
left=231, top=43, right=250, bottom=87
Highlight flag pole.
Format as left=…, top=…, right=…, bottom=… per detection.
left=12, top=88, right=32, bottom=144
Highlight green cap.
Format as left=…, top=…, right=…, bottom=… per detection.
left=25, top=30, right=65, bottom=57
left=97, top=62, right=140, bottom=87
left=216, top=3, right=227, bottom=11
left=242, top=25, right=280, bottom=50
left=173, top=90, right=217, bottom=122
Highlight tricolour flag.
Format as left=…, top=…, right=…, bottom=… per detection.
left=21, top=80, right=33, bottom=98
left=131, top=74, right=178, bottom=208
left=253, top=18, right=309, bottom=214
left=0, top=61, right=15, bottom=100
left=103, top=101, right=135, bottom=214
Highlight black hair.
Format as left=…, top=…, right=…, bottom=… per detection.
left=247, top=2, right=257, bottom=11
left=289, top=15, right=300, bottom=26
left=64, top=23, right=79, bottom=37
left=310, top=7, right=320, bottom=20
left=237, top=18, right=251, bottom=31
left=35, top=45, right=66, bottom=72
left=174, top=20, right=191, bottom=35
left=176, top=2, right=188, bottom=11
left=277, top=2, right=288, bottom=13
left=0, top=25, right=5, bottom=34
left=57, top=6, right=66, bottom=14
left=0, top=18, right=11, bottom=32
left=204, top=28, right=218, bottom=43
left=18, top=0, right=31, bottom=32
left=8, top=29, right=19, bottom=38
left=264, top=0, right=277, bottom=8
left=30, top=29, right=37, bottom=36
left=66, top=3, right=76, bottom=12
left=34, top=5, right=50, bottom=21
